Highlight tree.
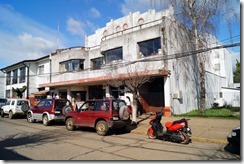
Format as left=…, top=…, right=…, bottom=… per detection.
left=233, top=60, right=240, bottom=83
left=167, top=0, right=239, bottom=112
left=12, top=86, right=27, bottom=98
left=107, top=65, right=152, bottom=124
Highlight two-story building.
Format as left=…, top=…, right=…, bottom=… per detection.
left=0, top=6, right=234, bottom=116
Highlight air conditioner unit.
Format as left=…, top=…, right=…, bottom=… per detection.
left=173, top=90, right=182, bottom=99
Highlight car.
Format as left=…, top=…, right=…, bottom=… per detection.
left=0, top=99, right=30, bottom=119
left=65, top=98, right=131, bottom=136
left=227, top=126, right=240, bottom=146
left=26, top=98, right=73, bottom=126
left=0, top=98, right=7, bottom=108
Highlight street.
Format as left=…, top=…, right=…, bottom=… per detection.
left=0, top=117, right=240, bottom=160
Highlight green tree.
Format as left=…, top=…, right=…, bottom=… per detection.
left=233, top=60, right=240, bottom=83
left=12, top=86, right=27, bottom=98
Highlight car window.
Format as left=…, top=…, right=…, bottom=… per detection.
left=6, top=100, right=11, bottom=105
left=112, top=100, right=126, bottom=111
left=0, top=99, right=7, bottom=103
left=37, top=100, right=46, bottom=107
left=55, top=100, right=70, bottom=108
left=45, top=100, right=52, bottom=107
left=11, top=101, right=15, bottom=105
left=80, top=101, right=95, bottom=111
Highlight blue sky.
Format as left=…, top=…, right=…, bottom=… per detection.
left=0, top=0, right=241, bottom=70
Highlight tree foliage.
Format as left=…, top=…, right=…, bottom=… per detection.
left=12, top=86, right=27, bottom=98
left=233, top=60, right=240, bottom=83
left=166, top=0, right=239, bottom=112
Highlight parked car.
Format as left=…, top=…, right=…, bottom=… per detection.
left=0, top=98, right=7, bottom=109
left=65, top=98, right=131, bottom=136
left=227, top=126, right=240, bottom=146
left=0, top=99, right=30, bottom=119
left=26, top=98, right=73, bottom=126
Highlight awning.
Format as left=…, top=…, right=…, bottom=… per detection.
left=31, top=90, right=49, bottom=96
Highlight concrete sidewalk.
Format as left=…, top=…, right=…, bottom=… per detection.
left=129, top=114, right=241, bottom=144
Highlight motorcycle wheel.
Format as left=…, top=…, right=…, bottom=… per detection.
left=147, top=128, right=157, bottom=139
left=179, top=132, right=190, bottom=144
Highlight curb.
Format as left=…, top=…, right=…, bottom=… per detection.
left=130, top=130, right=228, bottom=145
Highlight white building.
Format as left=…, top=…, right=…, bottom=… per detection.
left=0, top=6, right=235, bottom=115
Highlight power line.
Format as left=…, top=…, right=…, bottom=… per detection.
left=0, top=42, right=240, bottom=79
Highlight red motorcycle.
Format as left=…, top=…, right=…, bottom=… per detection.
left=147, top=112, right=192, bottom=144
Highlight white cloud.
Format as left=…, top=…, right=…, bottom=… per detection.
left=66, top=17, right=86, bottom=36
left=89, top=7, right=101, bottom=18
left=0, top=4, right=61, bottom=68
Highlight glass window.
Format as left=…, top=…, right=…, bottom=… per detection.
left=37, top=100, right=45, bottom=107
left=19, top=67, right=26, bottom=83
left=104, top=47, right=123, bottom=64
left=11, top=101, right=15, bottom=105
left=60, top=59, right=84, bottom=72
left=6, top=71, right=11, bottom=85
left=12, top=69, right=18, bottom=84
left=38, top=65, right=44, bottom=75
left=138, top=37, right=161, bottom=57
left=91, top=57, right=103, bottom=70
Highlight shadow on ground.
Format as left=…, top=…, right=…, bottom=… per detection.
left=0, top=133, right=55, bottom=160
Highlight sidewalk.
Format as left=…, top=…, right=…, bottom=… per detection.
left=129, top=114, right=240, bottom=144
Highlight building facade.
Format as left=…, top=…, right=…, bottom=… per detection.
left=0, top=6, right=234, bottom=115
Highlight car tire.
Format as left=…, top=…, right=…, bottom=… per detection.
left=119, top=106, right=130, bottom=120
left=42, top=115, right=50, bottom=126
left=66, top=118, right=75, bottom=131
left=9, top=111, right=14, bottom=119
left=96, top=120, right=108, bottom=136
left=27, top=112, right=35, bottom=123
left=62, top=105, right=72, bottom=115
left=0, top=110, right=4, bottom=118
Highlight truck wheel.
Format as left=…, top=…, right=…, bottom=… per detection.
left=66, top=118, right=75, bottom=131
left=42, top=115, right=50, bottom=126
left=96, top=120, right=108, bottom=136
left=0, top=110, right=4, bottom=118
left=9, top=111, right=14, bottom=119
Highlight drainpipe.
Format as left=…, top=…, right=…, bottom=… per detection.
left=23, top=63, right=29, bottom=99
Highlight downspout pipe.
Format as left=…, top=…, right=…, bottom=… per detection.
left=23, top=63, right=29, bottom=99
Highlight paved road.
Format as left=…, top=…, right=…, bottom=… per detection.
left=0, top=117, right=240, bottom=160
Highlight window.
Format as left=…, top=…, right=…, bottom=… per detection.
left=60, top=59, right=84, bottom=72
left=104, top=47, right=123, bottom=64
left=38, top=65, right=44, bottom=75
left=19, top=67, right=26, bottom=83
left=12, top=69, right=18, bottom=84
left=91, top=57, right=103, bottom=70
left=138, top=37, right=161, bottom=57
left=6, top=90, right=10, bottom=98
left=6, top=71, right=11, bottom=85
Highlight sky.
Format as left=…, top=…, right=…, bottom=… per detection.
left=0, top=0, right=241, bottom=70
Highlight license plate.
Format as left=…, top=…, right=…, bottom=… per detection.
left=55, top=111, right=61, bottom=114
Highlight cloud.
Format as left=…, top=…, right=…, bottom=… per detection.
left=66, top=17, right=86, bottom=36
left=89, top=7, right=101, bottom=18
left=66, top=17, right=98, bottom=37
left=0, top=4, right=61, bottom=68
